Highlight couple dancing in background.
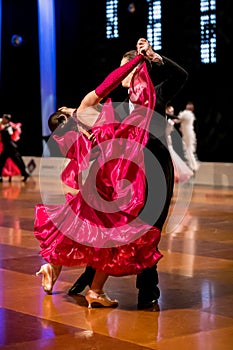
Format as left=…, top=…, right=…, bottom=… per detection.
left=35, top=38, right=188, bottom=309
left=0, top=114, right=30, bottom=183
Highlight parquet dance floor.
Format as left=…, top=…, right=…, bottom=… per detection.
left=0, top=175, right=232, bottom=349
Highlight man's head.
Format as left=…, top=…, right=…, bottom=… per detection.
left=165, top=105, right=175, bottom=116
left=120, top=50, right=152, bottom=88
left=1, top=114, right=11, bottom=124
left=185, top=102, right=194, bottom=112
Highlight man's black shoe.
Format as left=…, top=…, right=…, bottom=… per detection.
left=137, top=299, right=159, bottom=310
left=137, top=288, right=160, bottom=310
left=68, top=266, right=95, bottom=295
left=22, top=173, right=30, bottom=182
left=68, top=277, right=89, bottom=295
left=0, top=177, right=2, bottom=183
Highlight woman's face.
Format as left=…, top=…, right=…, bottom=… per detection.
left=120, top=57, right=137, bottom=88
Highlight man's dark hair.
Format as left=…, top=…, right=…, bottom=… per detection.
left=122, top=50, right=152, bottom=72
left=3, top=114, right=11, bottom=121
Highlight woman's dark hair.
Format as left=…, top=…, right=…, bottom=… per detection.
left=48, top=111, right=78, bottom=135
left=122, top=50, right=152, bottom=72
left=48, top=111, right=68, bottom=132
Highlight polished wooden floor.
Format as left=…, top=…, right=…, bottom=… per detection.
left=0, top=175, right=233, bottom=350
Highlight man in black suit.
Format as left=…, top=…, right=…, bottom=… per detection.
left=68, top=39, right=188, bottom=309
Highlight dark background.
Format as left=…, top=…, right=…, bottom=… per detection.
left=0, top=0, right=232, bottom=161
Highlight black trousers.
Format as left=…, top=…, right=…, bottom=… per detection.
left=136, top=136, right=174, bottom=291
left=0, top=147, right=27, bottom=177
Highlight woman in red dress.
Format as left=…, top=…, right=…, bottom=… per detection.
left=35, top=40, right=162, bottom=308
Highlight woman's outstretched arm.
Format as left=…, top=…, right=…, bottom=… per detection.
left=59, top=44, right=151, bottom=116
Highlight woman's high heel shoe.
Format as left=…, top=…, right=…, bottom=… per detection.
left=85, top=289, right=118, bottom=309
left=36, top=263, right=62, bottom=294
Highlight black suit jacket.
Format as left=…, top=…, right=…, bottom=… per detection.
left=0, top=124, right=18, bottom=150
left=115, top=56, right=188, bottom=139
left=114, top=56, right=188, bottom=229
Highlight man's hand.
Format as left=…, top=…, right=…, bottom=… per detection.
left=137, top=38, right=163, bottom=65
left=137, top=38, right=150, bottom=55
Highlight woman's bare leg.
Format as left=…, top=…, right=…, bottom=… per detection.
left=90, top=270, right=108, bottom=292
left=85, top=270, right=118, bottom=308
